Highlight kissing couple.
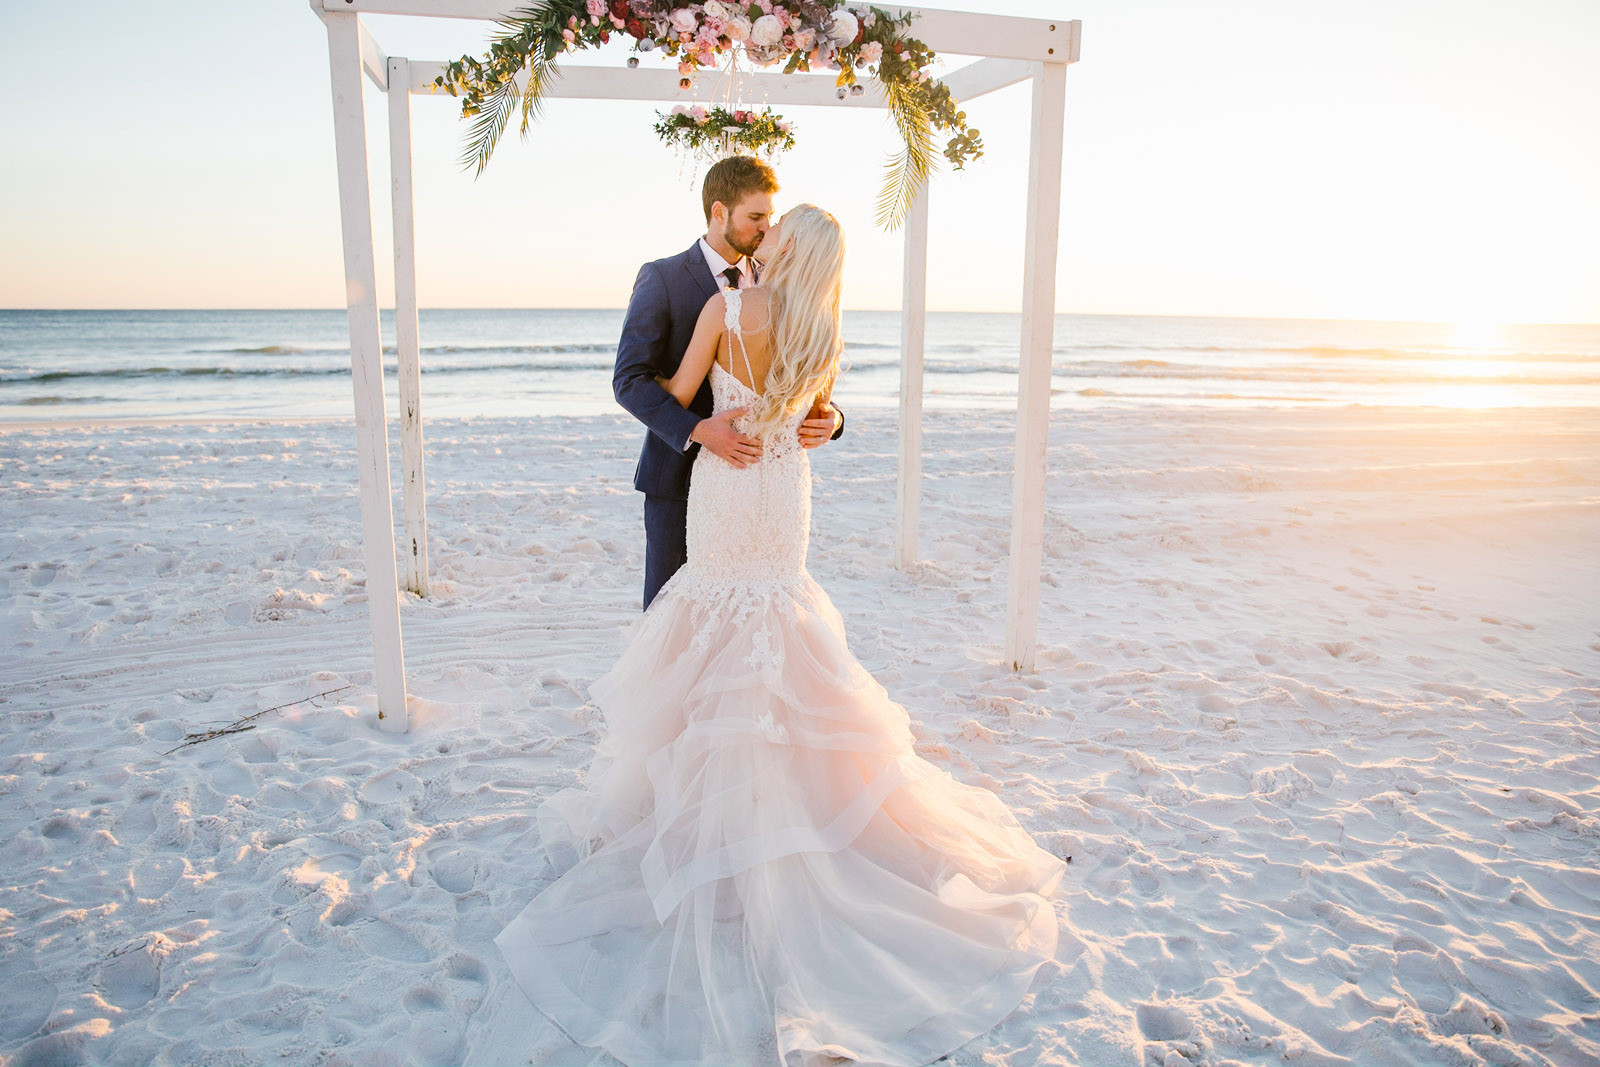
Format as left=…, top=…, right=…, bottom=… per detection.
left=486, top=155, right=1068, bottom=1067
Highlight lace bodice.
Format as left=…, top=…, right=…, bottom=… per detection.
left=676, top=288, right=813, bottom=620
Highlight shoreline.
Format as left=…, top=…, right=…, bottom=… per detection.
left=4, top=400, right=1599, bottom=435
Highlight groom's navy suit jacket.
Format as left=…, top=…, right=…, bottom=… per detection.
left=613, top=241, right=843, bottom=501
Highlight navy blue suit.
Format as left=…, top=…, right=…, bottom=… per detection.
left=613, top=241, right=843, bottom=609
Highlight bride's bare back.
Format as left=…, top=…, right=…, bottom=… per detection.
left=714, top=286, right=774, bottom=395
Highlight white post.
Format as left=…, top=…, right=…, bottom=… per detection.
left=895, top=186, right=930, bottom=570
left=1004, top=61, right=1068, bottom=673
left=388, top=56, right=430, bottom=599
left=325, top=11, right=410, bottom=728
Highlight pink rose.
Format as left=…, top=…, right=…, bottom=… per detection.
left=757, top=0, right=773, bottom=11
left=669, top=7, right=698, bottom=34
left=671, top=103, right=687, bottom=115
left=792, top=28, right=814, bottom=51
left=725, top=15, right=750, bottom=40
left=585, top=0, right=605, bottom=15
left=690, top=105, right=708, bottom=122
left=860, top=40, right=882, bottom=63
left=733, top=109, right=748, bottom=122
left=562, top=28, right=576, bottom=42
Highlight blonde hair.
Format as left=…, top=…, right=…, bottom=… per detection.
left=743, top=204, right=845, bottom=439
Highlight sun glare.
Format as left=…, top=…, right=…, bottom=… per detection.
left=1448, top=318, right=1505, bottom=352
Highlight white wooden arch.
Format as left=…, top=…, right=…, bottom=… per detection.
left=308, top=0, right=1081, bottom=728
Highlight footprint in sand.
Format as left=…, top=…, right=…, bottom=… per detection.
left=98, top=937, right=163, bottom=1009
left=348, top=918, right=431, bottom=963
left=403, top=986, right=447, bottom=1014
left=1136, top=1001, right=1194, bottom=1042
left=428, top=846, right=478, bottom=894
left=131, top=854, right=186, bottom=899
left=358, top=768, right=423, bottom=807
left=446, top=953, right=487, bottom=987
left=0, top=971, right=57, bottom=1041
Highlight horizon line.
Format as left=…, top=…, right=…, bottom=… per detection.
left=3, top=307, right=1598, bottom=328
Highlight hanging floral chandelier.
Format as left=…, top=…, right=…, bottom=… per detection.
left=431, top=0, right=983, bottom=229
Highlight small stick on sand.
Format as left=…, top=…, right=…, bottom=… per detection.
left=163, top=684, right=353, bottom=755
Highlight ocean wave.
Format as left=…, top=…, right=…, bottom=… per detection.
left=1056, top=341, right=1599, bottom=362
left=0, top=359, right=617, bottom=384
left=196, top=342, right=620, bottom=357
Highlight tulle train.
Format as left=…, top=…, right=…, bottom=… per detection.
left=494, top=572, right=1068, bottom=1066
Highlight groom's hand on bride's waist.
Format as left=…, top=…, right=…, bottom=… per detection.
left=799, top=403, right=842, bottom=450
left=690, top=408, right=762, bottom=468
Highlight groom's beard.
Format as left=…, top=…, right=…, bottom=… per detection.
left=725, top=224, right=762, bottom=259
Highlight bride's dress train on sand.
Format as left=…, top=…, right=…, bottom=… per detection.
left=488, top=297, right=1068, bottom=1064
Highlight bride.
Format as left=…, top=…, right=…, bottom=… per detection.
left=491, top=204, right=1068, bottom=1066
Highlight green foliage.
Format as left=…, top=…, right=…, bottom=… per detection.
left=431, top=0, right=987, bottom=229
left=653, top=107, right=798, bottom=158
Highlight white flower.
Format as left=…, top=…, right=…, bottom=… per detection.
left=725, top=14, right=751, bottom=40
left=750, top=13, right=783, bottom=46
left=791, top=28, right=815, bottom=52
left=860, top=40, right=882, bottom=63
left=826, top=10, right=858, bottom=43
left=669, top=7, right=699, bottom=34
left=703, top=0, right=731, bottom=17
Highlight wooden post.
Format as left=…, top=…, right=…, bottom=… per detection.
left=324, top=11, right=409, bottom=728
left=895, top=185, right=930, bottom=571
left=1004, top=60, right=1068, bottom=673
left=388, top=56, right=430, bottom=599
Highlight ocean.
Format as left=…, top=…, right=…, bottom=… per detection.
left=1, top=309, right=1597, bottom=423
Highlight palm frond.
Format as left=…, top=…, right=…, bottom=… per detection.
left=875, top=77, right=937, bottom=230
left=519, top=49, right=562, bottom=137
left=457, top=3, right=560, bottom=175
left=460, top=75, right=522, bottom=177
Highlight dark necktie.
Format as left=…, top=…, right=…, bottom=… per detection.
left=721, top=265, right=742, bottom=290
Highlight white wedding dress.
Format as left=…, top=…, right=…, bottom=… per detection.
left=492, top=291, right=1068, bottom=1066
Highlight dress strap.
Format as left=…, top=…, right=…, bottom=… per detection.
left=722, top=289, right=759, bottom=392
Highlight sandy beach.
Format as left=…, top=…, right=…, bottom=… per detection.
left=2, top=403, right=1597, bottom=1066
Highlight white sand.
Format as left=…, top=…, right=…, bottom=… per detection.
left=2, top=404, right=1597, bottom=1067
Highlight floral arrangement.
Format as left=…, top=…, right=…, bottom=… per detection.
left=653, top=105, right=797, bottom=159
left=432, top=0, right=982, bottom=229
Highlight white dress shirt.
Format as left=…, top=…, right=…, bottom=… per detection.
left=698, top=238, right=753, bottom=289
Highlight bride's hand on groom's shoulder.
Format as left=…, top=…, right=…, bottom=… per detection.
left=690, top=408, right=763, bottom=469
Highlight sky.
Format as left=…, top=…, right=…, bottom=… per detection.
left=1, top=0, right=1597, bottom=322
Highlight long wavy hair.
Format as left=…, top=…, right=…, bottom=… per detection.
left=742, top=203, right=845, bottom=439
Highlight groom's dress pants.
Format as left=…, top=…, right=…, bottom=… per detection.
left=642, top=494, right=689, bottom=610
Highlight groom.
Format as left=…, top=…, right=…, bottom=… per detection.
left=613, top=156, right=845, bottom=610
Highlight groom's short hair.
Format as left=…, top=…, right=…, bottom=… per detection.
left=703, top=156, right=779, bottom=222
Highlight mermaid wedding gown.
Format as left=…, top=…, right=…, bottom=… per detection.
left=492, top=291, right=1068, bottom=1066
